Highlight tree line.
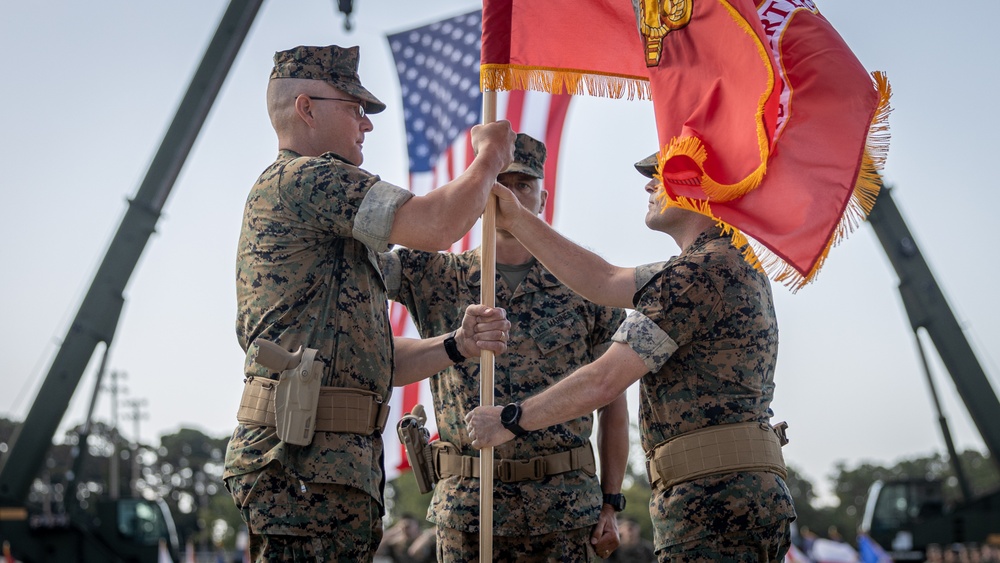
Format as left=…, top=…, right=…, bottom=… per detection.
left=1, top=417, right=996, bottom=551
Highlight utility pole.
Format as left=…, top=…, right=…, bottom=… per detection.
left=122, top=398, right=148, bottom=497
left=105, top=371, right=127, bottom=500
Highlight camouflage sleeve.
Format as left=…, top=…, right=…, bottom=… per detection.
left=634, top=261, right=671, bottom=291
left=282, top=156, right=410, bottom=248
left=378, top=251, right=402, bottom=299
left=591, top=305, right=628, bottom=357
left=612, top=311, right=678, bottom=373
left=353, top=181, right=414, bottom=251
left=615, top=259, right=723, bottom=372
left=389, top=247, right=438, bottom=316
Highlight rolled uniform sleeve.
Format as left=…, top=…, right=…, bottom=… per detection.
left=612, top=312, right=678, bottom=373
left=612, top=259, right=721, bottom=373
left=354, top=181, right=413, bottom=251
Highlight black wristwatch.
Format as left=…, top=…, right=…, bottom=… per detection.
left=500, top=402, right=528, bottom=437
left=443, top=331, right=466, bottom=364
left=603, top=493, right=626, bottom=512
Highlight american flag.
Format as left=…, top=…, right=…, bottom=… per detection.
left=383, top=10, right=572, bottom=478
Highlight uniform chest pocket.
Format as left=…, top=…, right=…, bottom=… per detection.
left=529, top=309, right=583, bottom=356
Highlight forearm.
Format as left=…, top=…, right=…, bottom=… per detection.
left=426, top=155, right=504, bottom=238
left=392, top=303, right=510, bottom=386
left=509, top=211, right=635, bottom=308
left=519, top=345, right=642, bottom=432
left=389, top=152, right=506, bottom=251
left=392, top=334, right=454, bottom=387
left=520, top=364, right=620, bottom=431
left=597, top=393, right=629, bottom=494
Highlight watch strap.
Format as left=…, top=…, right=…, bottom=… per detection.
left=501, top=403, right=528, bottom=437
left=443, top=331, right=466, bottom=364
left=505, top=420, right=528, bottom=437
left=603, top=493, right=626, bottom=512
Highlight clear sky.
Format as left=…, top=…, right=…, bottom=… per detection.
left=2, top=0, right=999, bottom=504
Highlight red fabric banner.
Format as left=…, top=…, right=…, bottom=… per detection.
left=481, top=0, right=888, bottom=288
left=646, top=0, right=781, bottom=202
left=666, top=1, right=887, bottom=286
left=482, top=0, right=650, bottom=99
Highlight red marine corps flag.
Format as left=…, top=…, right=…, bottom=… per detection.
left=481, top=0, right=890, bottom=289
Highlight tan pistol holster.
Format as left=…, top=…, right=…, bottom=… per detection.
left=646, top=421, right=789, bottom=491
left=397, top=404, right=437, bottom=494
left=237, top=339, right=390, bottom=444
left=433, top=440, right=597, bottom=483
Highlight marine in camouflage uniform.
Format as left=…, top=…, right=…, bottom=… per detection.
left=380, top=134, right=629, bottom=562
left=223, top=45, right=514, bottom=562
left=466, top=154, right=796, bottom=561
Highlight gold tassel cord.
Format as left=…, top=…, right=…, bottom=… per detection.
left=480, top=65, right=650, bottom=100
left=690, top=0, right=778, bottom=203
left=660, top=136, right=769, bottom=203
left=651, top=71, right=892, bottom=292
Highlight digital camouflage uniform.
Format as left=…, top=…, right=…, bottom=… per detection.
left=224, top=45, right=410, bottom=561
left=379, top=134, right=627, bottom=561
left=381, top=248, right=625, bottom=558
left=611, top=229, right=796, bottom=558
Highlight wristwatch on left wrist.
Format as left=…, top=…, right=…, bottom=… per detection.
left=603, top=493, right=626, bottom=512
left=500, top=402, right=528, bottom=437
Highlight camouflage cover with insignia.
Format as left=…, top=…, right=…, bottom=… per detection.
left=381, top=248, right=626, bottom=536
left=612, top=229, right=796, bottom=550
left=225, top=149, right=412, bottom=522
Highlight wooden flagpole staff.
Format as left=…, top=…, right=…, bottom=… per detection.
left=479, top=89, right=497, bottom=562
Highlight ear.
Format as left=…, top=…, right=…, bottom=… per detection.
left=538, top=186, right=548, bottom=215
left=293, top=95, right=316, bottom=128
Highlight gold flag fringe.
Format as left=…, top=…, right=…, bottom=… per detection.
left=787, top=71, right=892, bottom=290
left=480, top=64, right=651, bottom=100
left=653, top=71, right=892, bottom=292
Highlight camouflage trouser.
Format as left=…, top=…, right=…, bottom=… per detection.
left=436, top=524, right=595, bottom=563
left=654, top=520, right=792, bottom=563
left=225, top=462, right=383, bottom=562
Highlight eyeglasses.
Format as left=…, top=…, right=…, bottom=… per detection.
left=306, top=96, right=366, bottom=118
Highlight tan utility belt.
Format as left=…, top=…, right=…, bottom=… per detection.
left=237, top=376, right=390, bottom=436
left=433, top=441, right=596, bottom=483
left=646, top=421, right=788, bottom=490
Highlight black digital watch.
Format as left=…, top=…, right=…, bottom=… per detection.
left=500, top=402, right=528, bottom=437
left=603, top=493, right=626, bottom=512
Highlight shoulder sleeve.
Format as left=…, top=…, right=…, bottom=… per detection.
left=281, top=156, right=411, bottom=250
left=634, top=261, right=671, bottom=292
left=590, top=305, right=628, bottom=357
left=613, top=259, right=722, bottom=372
left=378, top=251, right=402, bottom=298
left=389, top=247, right=438, bottom=312
left=611, top=311, right=677, bottom=373
left=354, top=181, right=414, bottom=251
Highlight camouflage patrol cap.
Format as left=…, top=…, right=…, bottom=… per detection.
left=502, top=133, right=546, bottom=179
left=270, top=45, right=386, bottom=114
left=634, top=153, right=659, bottom=179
